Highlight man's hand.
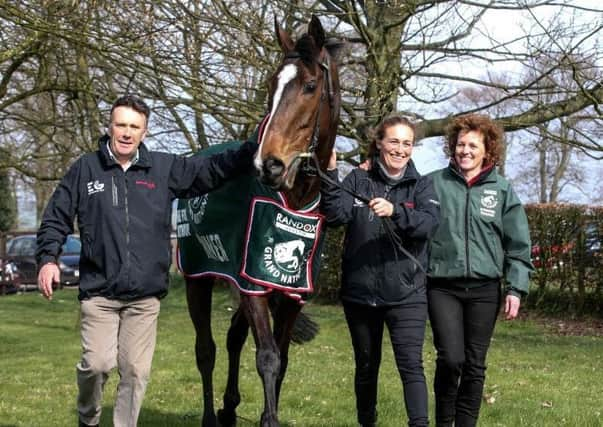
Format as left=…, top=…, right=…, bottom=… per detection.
left=359, top=158, right=372, bottom=171
left=504, top=294, right=521, bottom=320
left=368, top=197, right=394, bottom=217
left=327, top=149, right=337, bottom=170
left=38, top=263, right=60, bottom=300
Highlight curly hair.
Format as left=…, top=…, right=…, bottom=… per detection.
left=444, top=114, right=504, bottom=166
left=367, top=115, right=416, bottom=158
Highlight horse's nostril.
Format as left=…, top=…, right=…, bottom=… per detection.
left=264, top=157, right=285, bottom=178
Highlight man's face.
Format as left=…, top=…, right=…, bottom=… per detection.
left=108, top=106, right=147, bottom=165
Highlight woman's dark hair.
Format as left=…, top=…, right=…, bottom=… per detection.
left=110, top=95, right=151, bottom=124
left=367, top=115, right=416, bottom=158
left=444, top=114, right=504, bottom=166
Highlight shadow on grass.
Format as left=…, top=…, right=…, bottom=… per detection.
left=100, top=406, right=352, bottom=427
left=2, top=316, right=79, bottom=333
left=493, top=322, right=601, bottom=348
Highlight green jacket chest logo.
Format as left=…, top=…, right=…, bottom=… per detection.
left=480, top=189, right=498, bottom=217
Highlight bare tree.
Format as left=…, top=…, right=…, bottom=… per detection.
left=1, top=0, right=601, bottom=221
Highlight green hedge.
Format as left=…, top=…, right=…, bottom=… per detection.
left=524, top=204, right=602, bottom=316
left=316, top=204, right=603, bottom=316
left=314, top=226, right=344, bottom=303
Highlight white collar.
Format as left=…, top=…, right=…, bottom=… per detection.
left=106, top=141, right=139, bottom=171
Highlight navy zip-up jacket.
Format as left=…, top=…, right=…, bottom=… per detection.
left=320, top=160, right=440, bottom=306
left=36, top=135, right=257, bottom=301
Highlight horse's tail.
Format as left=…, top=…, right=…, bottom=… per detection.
left=290, top=310, right=319, bottom=344
left=269, top=293, right=319, bottom=344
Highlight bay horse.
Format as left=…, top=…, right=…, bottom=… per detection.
left=180, top=15, right=341, bottom=427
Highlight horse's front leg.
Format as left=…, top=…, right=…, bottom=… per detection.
left=272, top=297, right=302, bottom=409
left=240, top=294, right=281, bottom=427
left=185, top=277, right=217, bottom=427
left=217, top=305, right=249, bottom=427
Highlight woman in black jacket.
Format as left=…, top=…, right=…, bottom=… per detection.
left=321, top=115, right=440, bottom=427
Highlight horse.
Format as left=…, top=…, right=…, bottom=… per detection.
left=178, top=15, right=341, bottom=427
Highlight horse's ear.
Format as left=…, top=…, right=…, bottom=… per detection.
left=325, top=38, right=346, bottom=62
left=308, top=15, right=325, bottom=49
left=274, top=15, right=295, bottom=54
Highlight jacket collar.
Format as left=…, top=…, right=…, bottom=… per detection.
left=447, top=161, right=496, bottom=187
left=97, top=134, right=152, bottom=169
left=371, top=157, right=420, bottom=184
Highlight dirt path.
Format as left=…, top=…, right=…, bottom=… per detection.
left=519, top=311, right=603, bottom=337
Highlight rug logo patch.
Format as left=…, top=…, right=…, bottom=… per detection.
left=196, top=233, right=229, bottom=262
left=262, top=241, right=304, bottom=285
left=275, top=212, right=318, bottom=239
left=189, top=195, right=209, bottom=224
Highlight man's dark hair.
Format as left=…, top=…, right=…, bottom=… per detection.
left=110, top=95, right=151, bottom=124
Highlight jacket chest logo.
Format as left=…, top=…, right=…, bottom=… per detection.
left=136, top=180, right=156, bottom=189
left=87, top=180, right=105, bottom=195
left=480, top=189, right=498, bottom=217
left=353, top=197, right=366, bottom=207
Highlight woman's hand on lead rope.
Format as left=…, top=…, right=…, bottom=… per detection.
left=504, top=294, right=521, bottom=320
left=369, top=197, right=394, bottom=217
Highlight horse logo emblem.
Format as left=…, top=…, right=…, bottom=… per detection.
left=481, top=194, right=498, bottom=209
left=188, top=195, right=209, bottom=225
left=273, top=240, right=306, bottom=273
left=480, top=190, right=498, bottom=218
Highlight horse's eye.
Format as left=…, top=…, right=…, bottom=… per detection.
left=303, top=81, right=317, bottom=94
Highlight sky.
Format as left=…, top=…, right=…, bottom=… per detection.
left=404, top=0, right=603, bottom=205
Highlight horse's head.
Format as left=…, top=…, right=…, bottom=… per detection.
left=254, top=15, right=342, bottom=191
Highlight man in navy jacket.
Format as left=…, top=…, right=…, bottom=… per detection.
left=36, top=94, right=257, bottom=427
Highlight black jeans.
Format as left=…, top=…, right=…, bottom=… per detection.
left=343, top=296, right=428, bottom=427
left=427, top=282, right=501, bottom=427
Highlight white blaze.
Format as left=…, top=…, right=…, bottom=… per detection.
left=254, top=63, right=298, bottom=171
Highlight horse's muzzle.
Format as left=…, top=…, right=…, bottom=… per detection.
left=260, top=156, right=290, bottom=190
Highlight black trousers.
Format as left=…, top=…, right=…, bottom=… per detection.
left=343, top=296, right=428, bottom=427
left=427, top=282, right=501, bottom=427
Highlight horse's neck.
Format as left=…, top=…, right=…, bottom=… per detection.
left=285, top=176, right=321, bottom=211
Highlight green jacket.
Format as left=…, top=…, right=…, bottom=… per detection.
left=427, top=165, right=533, bottom=296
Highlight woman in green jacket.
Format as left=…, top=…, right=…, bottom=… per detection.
left=427, top=114, right=533, bottom=427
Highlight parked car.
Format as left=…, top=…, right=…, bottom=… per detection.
left=583, top=222, right=601, bottom=259
left=4, top=234, right=81, bottom=288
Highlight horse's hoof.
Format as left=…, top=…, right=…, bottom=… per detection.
left=217, top=408, right=236, bottom=427
left=201, top=412, right=217, bottom=427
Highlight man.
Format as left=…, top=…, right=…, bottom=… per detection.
left=36, top=94, right=257, bottom=427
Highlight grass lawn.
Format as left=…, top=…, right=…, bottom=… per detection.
left=0, top=277, right=601, bottom=426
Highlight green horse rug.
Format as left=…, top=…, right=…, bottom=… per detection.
left=176, top=142, right=325, bottom=303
